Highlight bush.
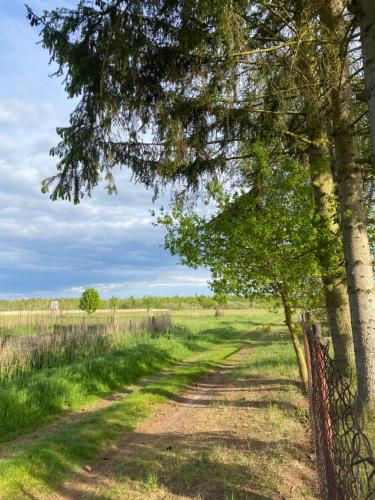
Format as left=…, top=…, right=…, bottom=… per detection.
left=79, top=288, right=100, bottom=315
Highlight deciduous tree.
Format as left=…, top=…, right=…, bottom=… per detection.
left=79, top=288, right=100, bottom=315
left=158, top=149, right=321, bottom=391
left=27, top=0, right=374, bottom=403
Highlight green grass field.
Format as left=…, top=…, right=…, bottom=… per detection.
left=0, top=309, right=293, bottom=498
left=0, top=309, right=166, bottom=337
left=0, top=310, right=282, bottom=442
left=0, top=307, right=282, bottom=337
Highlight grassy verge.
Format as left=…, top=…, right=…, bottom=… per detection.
left=0, top=330, right=182, bottom=442
left=0, top=320, right=216, bottom=442
left=0, top=311, right=282, bottom=445
left=63, top=330, right=316, bottom=499
left=0, top=326, right=250, bottom=498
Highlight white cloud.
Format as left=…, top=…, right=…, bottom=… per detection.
left=0, top=98, right=55, bottom=127
left=63, top=268, right=211, bottom=297
left=0, top=2, right=211, bottom=299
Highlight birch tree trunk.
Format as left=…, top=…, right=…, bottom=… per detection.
left=319, top=0, right=375, bottom=407
left=353, top=0, right=375, bottom=166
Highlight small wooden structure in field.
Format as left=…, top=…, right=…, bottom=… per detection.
left=50, top=301, right=59, bottom=314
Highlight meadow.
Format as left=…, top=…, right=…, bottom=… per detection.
left=0, top=308, right=174, bottom=440
left=0, top=308, right=284, bottom=444
left=0, top=309, right=168, bottom=337
left=0, top=308, right=313, bottom=499
left=0, top=295, right=271, bottom=312
left=0, top=307, right=281, bottom=379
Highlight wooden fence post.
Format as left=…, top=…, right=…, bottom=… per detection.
left=310, top=323, right=338, bottom=499
left=302, top=312, right=312, bottom=391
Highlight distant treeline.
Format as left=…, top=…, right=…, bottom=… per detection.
left=0, top=295, right=278, bottom=312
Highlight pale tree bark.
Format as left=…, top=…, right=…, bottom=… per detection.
left=319, top=0, right=375, bottom=407
left=280, top=290, right=309, bottom=392
left=352, top=0, right=375, bottom=165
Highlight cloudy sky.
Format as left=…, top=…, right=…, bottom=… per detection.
left=0, top=1, right=210, bottom=299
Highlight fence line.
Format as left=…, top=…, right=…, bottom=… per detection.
left=302, top=312, right=375, bottom=499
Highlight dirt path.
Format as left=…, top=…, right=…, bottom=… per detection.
left=54, top=345, right=317, bottom=500
left=0, top=351, right=213, bottom=463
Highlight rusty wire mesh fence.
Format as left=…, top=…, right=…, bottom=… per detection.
left=302, top=312, right=375, bottom=499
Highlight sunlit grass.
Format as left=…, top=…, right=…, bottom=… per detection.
left=0, top=309, right=291, bottom=498
left=0, top=322, right=251, bottom=498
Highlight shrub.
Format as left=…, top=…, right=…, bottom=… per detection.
left=79, top=288, right=100, bottom=315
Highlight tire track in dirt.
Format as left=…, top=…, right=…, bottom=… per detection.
left=0, top=349, right=219, bottom=463
left=55, top=344, right=317, bottom=499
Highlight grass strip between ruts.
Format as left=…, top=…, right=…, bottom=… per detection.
left=0, top=336, right=247, bottom=498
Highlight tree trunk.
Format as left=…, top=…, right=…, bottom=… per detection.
left=319, top=0, right=375, bottom=407
left=353, top=0, right=375, bottom=166
left=280, top=292, right=309, bottom=392
left=292, top=2, right=355, bottom=374
left=308, top=139, right=355, bottom=374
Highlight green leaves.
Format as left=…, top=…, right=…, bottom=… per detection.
left=157, top=153, right=321, bottom=306
left=28, top=0, right=256, bottom=201
left=79, top=288, right=101, bottom=315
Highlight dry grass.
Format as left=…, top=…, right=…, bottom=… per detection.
left=0, top=312, right=172, bottom=377
left=0, top=309, right=170, bottom=335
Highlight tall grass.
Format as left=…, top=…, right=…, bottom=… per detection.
left=0, top=314, right=247, bottom=444
left=0, top=314, right=189, bottom=443
left=0, top=313, right=171, bottom=378
left=0, top=309, right=166, bottom=336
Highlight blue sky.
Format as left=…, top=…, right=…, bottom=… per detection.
left=0, top=0, right=210, bottom=299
